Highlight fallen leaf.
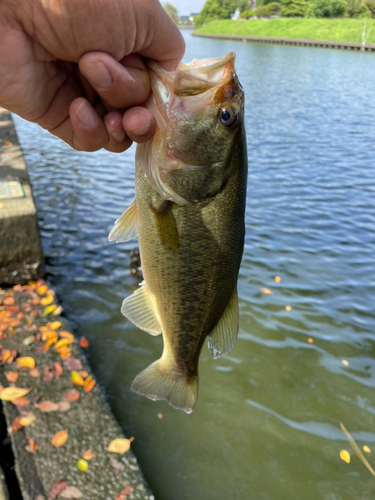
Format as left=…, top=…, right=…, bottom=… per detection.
left=36, top=285, right=48, bottom=295
left=3, top=297, right=14, bottom=305
left=52, top=306, right=63, bottom=316
left=43, top=366, right=53, bottom=382
left=274, top=276, right=281, bottom=283
left=79, top=370, right=89, bottom=378
left=340, top=450, right=350, bottom=463
left=364, top=445, right=371, bottom=453
left=49, top=321, right=61, bottom=330
left=82, top=450, right=94, bottom=460
left=0, top=349, right=11, bottom=362
left=58, top=347, right=72, bottom=360
left=25, top=437, right=38, bottom=453
left=64, top=358, right=82, bottom=371
left=59, top=486, right=83, bottom=498
left=30, top=368, right=40, bottom=378
left=116, top=486, right=133, bottom=500
left=342, top=359, right=349, bottom=366
left=307, top=338, right=314, bottom=344
left=110, top=457, right=125, bottom=471
left=40, top=295, right=54, bottom=306
left=64, top=389, right=80, bottom=402
left=54, top=339, right=74, bottom=350
left=13, top=284, right=22, bottom=291
left=4, top=140, right=11, bottom=146
left=59, top=331, right=74, bottom=340
left=48, top=480, right=67, bottom=499
left=157, top=413, right=163, bottom=419
left=6, top=371, right=19, bottom=382
left=52, top=362, right=63, bottom=377
left=260, top=288, right=272, bottom=295
left=11, top=397, right=30, bottom=407
left=12, top=416, right=23, bottom=432
left=76, top=459, right=88, bottom=472
left=79, top=337, right=89, bottom=348
left=35, top=401, right=59, bottom=412
left=58, top=401, right=71, bottom=412
left=107, top=437, right=134, bottom=454
left=23, top=335, right=35, bottom=346
left=19, top=413, right=36, bottom=426
left=0, top=387, right=30, bottom=401
left=51, top=429, right=68, bottom=447
left=31, top=297, right=40, bottom=305
left=42, top=305, right=57, bottom=316
left=84, top=378, right=96, bottom=393
left=16, top=357, right=35, bottom=369
left=71, top=371, right=85, bottom=386
left=285, top=306, right=292, bottom=311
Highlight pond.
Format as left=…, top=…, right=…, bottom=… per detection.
left=13, top=31, right=375, bottom=500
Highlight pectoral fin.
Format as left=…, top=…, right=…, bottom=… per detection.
left=207, top=288, right=239, bottom=359
left=108, top=200, right=138, bottom=243
left=121, top=281, right=161, bottom=336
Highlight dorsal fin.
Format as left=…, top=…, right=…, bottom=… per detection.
left=207, top=288, right=239, bottom=359
left=108, top=200, right=138, bottom=243
left=121, top=281, right=161, bottom=336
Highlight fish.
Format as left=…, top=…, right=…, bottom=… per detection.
left=109, top=52, right=248, bottom=413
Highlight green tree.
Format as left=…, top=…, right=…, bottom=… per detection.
left=195, top=0, right=249, bottom=27
left=163, top=2, right=179, bottom=23
left=280, top=0, right=307, bottom=16
left=305, top=0, right=346, bottom=17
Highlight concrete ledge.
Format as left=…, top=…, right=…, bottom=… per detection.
left=0, top=282, right=153, bottom=500
left=0, top=108, right=44, bottom=285
left=192, top=32, right=375, bottom=51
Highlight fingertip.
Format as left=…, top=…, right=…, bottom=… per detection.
left=123, top=107, right=156, bottom=143
left=69, top=98, right=109, bottom=151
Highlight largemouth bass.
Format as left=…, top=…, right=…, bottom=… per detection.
left=109, top=52, right=247, bottom=413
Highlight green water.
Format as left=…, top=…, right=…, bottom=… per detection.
left=13, top=32, right=375, bottom=499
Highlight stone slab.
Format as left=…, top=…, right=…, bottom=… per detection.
left=0, top=282, right=153, bottom=500
left=0, top=108, right=44, bottom=285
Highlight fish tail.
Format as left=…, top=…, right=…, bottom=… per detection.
left=130, top=359, right=198, bottom=414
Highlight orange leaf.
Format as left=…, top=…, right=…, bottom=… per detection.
left=12, top=416, right=23, bottom=432
left=40, top=295, right=54, bottom=306
left=82, top=450, right=94, bottom=460
left=3, top=297, right=14, bottom=305
left=51, top=429, right=68, bottom=447
left=79, top=371, right=89, bottom=378
left=36, top=285, right=48, bottom=295
left=79, top=337, right=89, bottom=348
left=5, top=371, right=19, bottom=382
left=59, top=331, right=74, bottom=340
left=16, top=357, right=35, bottom=369
left=10, top=397, right=30, bottom=407
left=35, top=400, right=59, bottom=412
left=260, top=288, right=272, bottom=295
left=71, top=371, right=85, bottom=386
left=49, top=321, right=61, bottom=330
left=84, top=378, right=96, bottom=393
left=65, top=389, right=80, bottom=402
left=30, top=368, right=40, bottom=377
left=53, top=362, right=63, bottom=377
left=54, top=338, right=74, bottom=350
left=25, top=437, right=38, bottom=453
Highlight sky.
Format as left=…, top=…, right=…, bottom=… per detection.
left=167, top=0, right=206, bottom=15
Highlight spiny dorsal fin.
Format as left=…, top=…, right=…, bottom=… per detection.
left=108, top=200, right=138, bottom=243
left=207, top=287, right=239, bottom=359
left=121, top=281, right=161, bottom=336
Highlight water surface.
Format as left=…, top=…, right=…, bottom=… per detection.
left=13, top=33, right=375, bottom=500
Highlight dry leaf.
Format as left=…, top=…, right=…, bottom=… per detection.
left=307, top=338, right=314, bottom=344
left=342, top=359, right=349, bottom=366
left=40, top=295, right=54, bottom=306
left=76, top=459, right=88, bottom=472
left=260, top=288, right=272, bottom=294
left=116, top=486, right=133, bottom=500
left=6, top=371, right=19, bottom=382
left=35, top=401, right=59, bottom=412
left=55, top=339, right=74, bottom=350
left=274, top=276, right=281, bottom=283
left=363, top=446, right=371, bottom=453
left=19, top=413, right=36, bottom=426
left=51, top=429, right=68, bottom=447
left=82, top=450, right=94, bottom=460
left=11, top=397, right=30, bottom=407
left=340, top=450, right=350, bottom=463
left=59, top=486, right=83, bottom=498
left=285, top=306, right=292, bottom=311
left=16, top=357, right=35, bottom=369
left=84, top=378, right=96, bottom=393
left=25, top=437, right=38, bottom=453
left=49, top=321, right=61, bottom=330
left=12, top=416, right=23, bottom=432
left=3, top=297, right=14, bottom=305
left=110, top=457, right=125, bottom=471
left=0, top=387, right=30, bottom=401
left=48, top=480, right=67, bottom=499
left=107, top=437, right=134, bottom=454
left=64, top=389, right=80, bottom=402
left=64, top=358, right=82, bottom=371
left=52, top=305, right=63, bottom=316
left=59, top=331, right=74, bottom=340
left=58, top=401, right=71, bottom=412
left=36, top=285, right=48, bottom=295
left=42, top=305, right=57, bottom=316
left=43, top=367, right=54, bottom=382
left=71, top=371, right=85, bottom=386
left=23, top=335, right=35, bottom=346
left=79, top=337, right=89, bottom=348
left=79, top=370, right=89, bottom=378
left=52, top=362, right=63, bottom=377
left=30, top=368, right=40, bottom=378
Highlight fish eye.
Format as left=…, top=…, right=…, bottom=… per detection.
left=218, top=106, right=237, bottom=127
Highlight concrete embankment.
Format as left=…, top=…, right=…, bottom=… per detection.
left=193, top=32, right=375, bottom=52
left=0, top=111, right=152, bottom=500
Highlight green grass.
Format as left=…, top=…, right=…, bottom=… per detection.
left=194, top=18, right=375, bottom=44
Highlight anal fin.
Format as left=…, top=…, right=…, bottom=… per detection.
left=121, top=281, right=161, bottom=336
left=207, top=287, right=239, bottom=359
left=109, top=200, right=138, bottom=243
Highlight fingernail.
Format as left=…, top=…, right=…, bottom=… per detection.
left=75, top=101, right=96, bottom=129
left=81, top=62, right=113, bottom=90
left=131, top=120, right=152, bottom=136
left=112, top=127, right=126, bottom=144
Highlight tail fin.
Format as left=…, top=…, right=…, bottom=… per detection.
left=130, top=360, right=198, bottom=414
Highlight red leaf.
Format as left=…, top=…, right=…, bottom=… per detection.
left=43, top=366, right=53, bottom=382
left=64, top=389, right=80, bottom=402
left=49, top=480, right=67, bottom=499
left=52, top=362, right=63, bottom=377
left=64, top=358, right=82, bottom=371
left=79, top=337, right=89, bottom=348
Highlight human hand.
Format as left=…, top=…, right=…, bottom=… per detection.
left=0, top=0, right=185, bottom=152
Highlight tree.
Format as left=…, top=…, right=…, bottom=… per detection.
left=163, top=2, right=179, bottom=23
left=195, top=0, right=250, bottom=27
left=280, top=0, right=307, bottom=16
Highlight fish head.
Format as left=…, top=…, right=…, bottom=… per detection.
left=141, top=52, right=245, bottom=205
